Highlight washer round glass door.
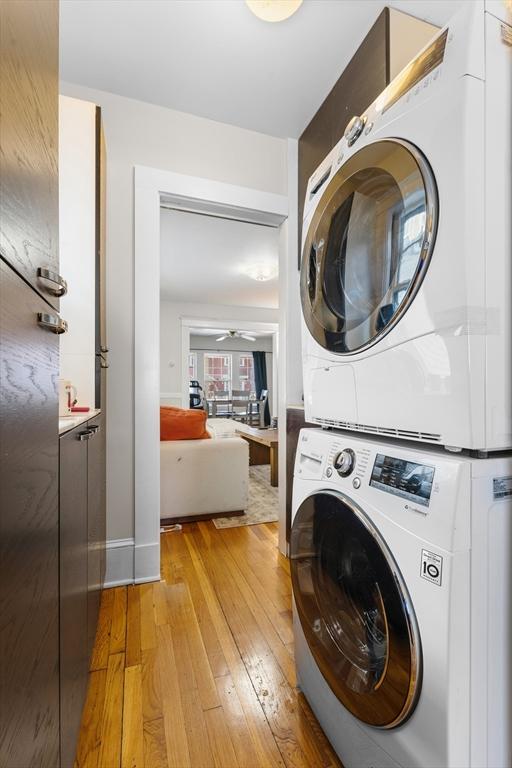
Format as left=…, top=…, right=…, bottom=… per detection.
left=301, top=139, right=437, bottom=354
left=290, top=490, right=421, bottom=728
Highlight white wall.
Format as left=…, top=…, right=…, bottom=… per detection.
left=60, top=81, right=287, bottom=544
left=59, top=95, right=97, bottom=408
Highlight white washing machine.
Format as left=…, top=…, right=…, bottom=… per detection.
left=300, top=1, right=512, bottom=451
left=291, top=428, right=511, bottom=768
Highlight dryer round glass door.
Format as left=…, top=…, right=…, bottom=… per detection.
left=290, top=490, right=422, bottom=728
left=301, top=139, right=437, bottom=354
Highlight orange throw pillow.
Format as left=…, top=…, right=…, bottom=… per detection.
left=160, top=406, right=211, bottom=441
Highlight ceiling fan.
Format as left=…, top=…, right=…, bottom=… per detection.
left=216, top=329, right=256, bottom=342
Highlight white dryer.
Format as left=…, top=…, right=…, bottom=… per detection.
left=291, top=428, right=511, bottom=768
left=300, top=1, right=512, bottom=451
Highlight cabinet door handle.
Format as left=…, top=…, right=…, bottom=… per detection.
left=100, top=345, right=109, bottom=353
left=100, top=361, right=109, bottom=369
left=77, top=430, right=92, bottom=441
left=37, top=267, right=68, bottom=297
left=88, top=424, right=100, bottom=434
left=37, top=312, right=68, bottom=334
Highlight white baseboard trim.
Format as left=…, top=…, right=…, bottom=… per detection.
left=104, top=537, right=134, bottom=588
left=134, top=541, right=160, bottom=584
left=104, top=539, right=160, bottom=588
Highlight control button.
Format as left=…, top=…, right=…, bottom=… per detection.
left=333, top=448, right=355, bottom=477
left=344, top=115, right=367, bottom=147
left=352, top=477, right=361, bottom=489
left=326, top=467, right=333, bottom=478
left=364, top=121, right=374, bottom=136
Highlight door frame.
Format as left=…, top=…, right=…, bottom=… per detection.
left=134, top=165, right=288, bottom=583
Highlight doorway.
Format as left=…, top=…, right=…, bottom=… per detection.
left=134, top=166, right=288, bottom=583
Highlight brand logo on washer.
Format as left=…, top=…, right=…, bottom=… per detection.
left=420, top=549, right=443, bottom=586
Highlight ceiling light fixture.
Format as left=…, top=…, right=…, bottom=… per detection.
left=243, top=262, right=278, bottom=282
left=216, top=330, right=256, bottom=342
left=246, top=0, right=303, bottom=23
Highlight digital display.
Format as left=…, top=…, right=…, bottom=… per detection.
left=380, top=28, right=448, bottom=114
left=370, top=453, right=435, bottom=507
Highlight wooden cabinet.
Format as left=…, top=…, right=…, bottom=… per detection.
left=59, top=414, right=106, bottom=767
left=86, top=413, right=106, bottom=658
left=0, top=259, right=60, bottom=768
left=0, top=0, right=61, bottom=763
left=0, top=0, right=62, bottom=310
left=59, top=427, right=89, bottom=768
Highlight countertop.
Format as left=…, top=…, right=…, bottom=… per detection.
left=59, top=409, right=101, bottom=436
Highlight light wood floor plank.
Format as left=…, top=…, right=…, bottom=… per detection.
left=78, top=521, right=342, bottom=768
left=167, top=579, right=220, bottom=711
left=215, top=673, right=265, bottom=768
left=109, top=588, right=127, bottom=655
left=218, top=527, right=294, bottom=648
left=139, top=582, right=157, bottom=651
left=90, top=588, right=114, bottom=671
left=126, top=586, right=141, bottom=668
left=142, top=719, right=167, bottom=768
left=157, top=623, right=191, bottom=768
left=184, top=530, right=286, bottom=768
left=194, top=522, right=338, bottom=768
left=204, top=705, right=239, bottom=768
left=75, top=669, right=107, bottom=768
left=141, top=647, right=162, bottom=724
left=98, top=652, right=125, bottom=768
left=121, top=665, right=144, bottom=768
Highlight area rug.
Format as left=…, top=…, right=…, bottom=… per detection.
left=213, top=464, right=278, bottom=529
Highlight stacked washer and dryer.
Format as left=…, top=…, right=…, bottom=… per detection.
left=290, top=3, right=511, bottom=768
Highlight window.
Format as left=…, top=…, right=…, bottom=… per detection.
left=188, top=352, right=197, bottom=381
left=204, top=353, right=232, bottom=397
left=239, top=355, right=255, bottom=394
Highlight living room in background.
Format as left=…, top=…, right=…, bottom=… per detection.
left=136, top=165, right=288, bottom=581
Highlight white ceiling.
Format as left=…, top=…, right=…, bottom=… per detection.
left=60, top=0, right=464, bottom=139
left=160, top=208, right=279, bottom=308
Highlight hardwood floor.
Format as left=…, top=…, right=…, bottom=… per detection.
left=75, top=521, right=342, bottom=768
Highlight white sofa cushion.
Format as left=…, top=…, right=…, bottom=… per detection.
left=160, top=436, right=249, bottom=520
left=206, top=417, right=240, bottom=439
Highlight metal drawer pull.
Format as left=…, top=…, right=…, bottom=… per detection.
left=100, top=345, right=109, bottom=353
left=88, top=424, right=100, bottom=434
left=37, top=267, right=68, bottom=297
left=77, top=430, right=92, bottom=441
left=100, top=361, right=109, bottom=369
left=37, top=312, right=68, bottom=334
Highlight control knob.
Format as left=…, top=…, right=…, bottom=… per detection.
left=333, top=448, right=355, bottom=477
left=344, top=115, right=367, bottom=146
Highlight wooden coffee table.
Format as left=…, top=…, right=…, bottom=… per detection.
left=235, top=424, right=279, bottom=487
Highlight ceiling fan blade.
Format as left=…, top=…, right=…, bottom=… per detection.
left=216, top=335, right=228, bottom=341
left=241, top=334, right=256, bottom=342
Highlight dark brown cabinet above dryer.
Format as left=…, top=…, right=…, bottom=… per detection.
left=298, top=7, right=438, bottom=254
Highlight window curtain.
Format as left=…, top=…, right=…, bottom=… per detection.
left=252, top=351, right=270, bottom=426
